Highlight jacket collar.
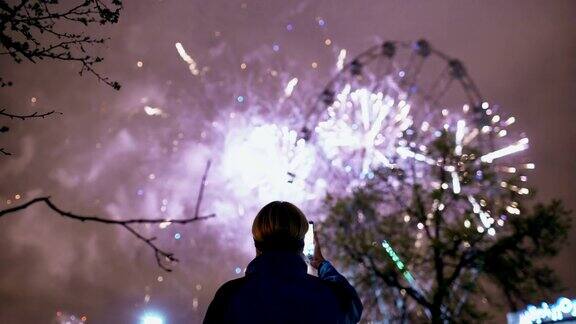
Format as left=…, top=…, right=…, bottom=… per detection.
left=245, top=251, right=308, bottom=277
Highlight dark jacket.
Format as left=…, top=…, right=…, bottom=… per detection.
left=203, top=252, right=363, bottom=324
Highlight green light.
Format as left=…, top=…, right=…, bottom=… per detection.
left=382, top=240, right=415, bottom=285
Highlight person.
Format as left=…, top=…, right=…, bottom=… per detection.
left=203, top=201, right=363, bottom=324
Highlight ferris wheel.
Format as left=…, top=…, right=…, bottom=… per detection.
left=300, top=40, right=527, bottom=180
left=302, top=39, right=489, bottom=139
left=298, top=39, right=532, bottom=234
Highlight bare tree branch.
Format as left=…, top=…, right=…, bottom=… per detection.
left=193, top=160, right=211, bottom=218
left=0, top=160, right=214, bottom=272
left=0, top=108, right=61, bottom=120
left=0, top=0, right=123, bottom=157
left=0, top=0, right=122, bottom=89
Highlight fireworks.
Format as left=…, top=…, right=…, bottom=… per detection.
left=175, top=42, right=200, bottom=76
left=300, top=40, right=533, bottom=236
left=216, top=116, right=321, bottom=204
left=1, top=1, right=558, bottom=321
left=145, top=39, right=534, bottom=241
left=42, top=35, right=532, bottom=319
left=315, top=85, right=412, bottom=181
left=310, top=41, right=538, bottom=322
left=480, top=138, right=529, bottom=163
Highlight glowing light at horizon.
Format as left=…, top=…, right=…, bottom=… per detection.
left=141, top=312, right=164, bottom=324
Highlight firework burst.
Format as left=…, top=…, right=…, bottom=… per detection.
left=301, top=40, right=532, bottom=234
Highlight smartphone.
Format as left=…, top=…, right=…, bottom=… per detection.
left=304, top=221, right=315, bottom=258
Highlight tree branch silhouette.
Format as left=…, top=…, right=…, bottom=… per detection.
left=0, top=0, right=123, bottom=156
left=0, top=108, right=61, bottom=120
left=0, top=0, right=123, bottom=90
left=0, top=107, right=62, bottom=156
left=0, top=160, right=215, bottom=272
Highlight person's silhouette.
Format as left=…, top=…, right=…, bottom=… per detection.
left=204, top=201, right=363, bottom=324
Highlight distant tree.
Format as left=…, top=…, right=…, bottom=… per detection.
left=0, top=0, right=123, bottom=155
left=321, top=130, right=572, bottom=323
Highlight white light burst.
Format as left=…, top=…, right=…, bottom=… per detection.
left=315, top=85, right=412, bottom=181
left=218, top=118, right=321, bottom=203
left=303, top=40, right=533, bottom=235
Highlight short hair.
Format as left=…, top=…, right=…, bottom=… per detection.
left=252, top=201, right=309, bottom=252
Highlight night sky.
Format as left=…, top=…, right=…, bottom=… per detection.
left=0, top=1, right=575, bottom=323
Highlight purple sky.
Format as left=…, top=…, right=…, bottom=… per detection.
left=1, top=1, right=575, bottom=323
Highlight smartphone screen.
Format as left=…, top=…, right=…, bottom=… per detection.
left=304, top=221, right=314, bottom=258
